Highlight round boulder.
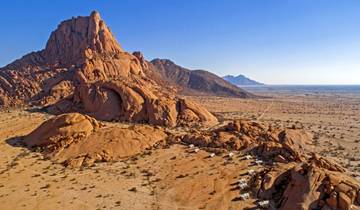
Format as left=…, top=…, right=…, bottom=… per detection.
left=25, top=113, right=99, bottom=147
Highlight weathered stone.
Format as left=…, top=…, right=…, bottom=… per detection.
left=0, top=11, right=218, bottom=128
left=326, top=192, right=338, bottom=209
left=338, top=192, right=352, bottom=210
left=25, top=113, right=169, bottom=167
left=25, top=113, right=99, bottom=147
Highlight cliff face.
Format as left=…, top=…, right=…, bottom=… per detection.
left=0, top=11, right=142, bottom=106
left=0, top=11, right=218, bottom=127
left=149, top=59, right=254, bottom=98
left=44, top=11, right=124, bottom=67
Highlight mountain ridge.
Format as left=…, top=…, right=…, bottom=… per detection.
left=149, top=58, right=254, bottom=98
left=223, top=74, right=264, bottom=86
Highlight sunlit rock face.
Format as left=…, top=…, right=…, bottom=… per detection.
left=0, top=11, right=218, bottom=127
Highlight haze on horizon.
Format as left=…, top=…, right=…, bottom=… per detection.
left=1, top=0, right=360, bottom=85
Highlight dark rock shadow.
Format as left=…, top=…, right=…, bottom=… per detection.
left=231, top=196, right=243, bottom=202
left=25, top=106, right=48, bottom=114
left=230, top=186, right=239, bottom=191
left=5, top=136, right=41, bottom=155
left=230, top=181, right=239, bottom=186
left=5, top=136, right=26, bottom=148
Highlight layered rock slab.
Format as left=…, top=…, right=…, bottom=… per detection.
left=25, top=113, right=168, bottom=167
left=25, top=113, right=99, bottom=147
left=254, top=163, right=360, bottom=210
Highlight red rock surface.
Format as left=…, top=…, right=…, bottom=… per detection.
left=0, top=11, right=218, bottom=127
left=4, top=11, right=360, bottom=210
left=24, top=113, right=168, bottom=167
left=176, top=119, right=360, bottom=209
left=179, top=120, right=314, bottom=162
left=24, top=113, right=99, bottom=147
left=254, top=163, right=360, bottom=210
left=24, top=114, right=360, bottom=209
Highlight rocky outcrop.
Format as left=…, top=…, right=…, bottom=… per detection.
left=24, top=113, right=168, bottom=167
left=48, top=77, right=218, bottom=127
left=0, top=11, right=142, bottom=107
left=24, top=113, right=360, bottom=209
left=57, top=124, right=168, bottom=167
left=254, top=163, right=360, bottom=210
left=0, top=11, right=218, bottom=127
left=25, top=113, right=99, bottom=147
left=179, top=120, right=314, bottom=162
left=176, top=119, right=360, bottom=210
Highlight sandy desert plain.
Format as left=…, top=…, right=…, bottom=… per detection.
left=189, top=86, right=360, bottom=175
left=0, top=10, right=360, bottom=210
left=0, top=87, right=359, bottom=210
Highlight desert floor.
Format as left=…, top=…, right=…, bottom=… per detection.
left=188, top=89, right=360, bottom=176
left=0, top=89, right=359, bottom=210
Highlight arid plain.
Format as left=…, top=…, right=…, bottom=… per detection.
left=1, top=88, right=359, bottom=210
left=189, top=87, right=360, bottom=176
left=0, top=11, right=360, bottom=210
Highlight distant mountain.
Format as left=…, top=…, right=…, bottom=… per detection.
left=149, top=59, right=254, bottom=98
left=223, top=75, right=264, bottom=86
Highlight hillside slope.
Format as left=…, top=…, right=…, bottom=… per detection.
left=149, top=59, right=254, bottom=97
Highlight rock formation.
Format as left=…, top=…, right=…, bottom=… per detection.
left=4, top=11, right=360, bottom=210
left=178, top=120, right=314, bottom=162
left=0, top=11, right=218, bottom=127
left=175, top=119, right=360, bottom=210
left=254, top=162, right=360, bottom=210
left=149, top=59, right=254, bottom=97
left=25, top=113, right=168, bottom=167
left=25, top=113, right=99, bottom=147
left=24, top=114, right=360, bottom=209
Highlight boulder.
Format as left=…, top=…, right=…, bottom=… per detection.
left=309, top=154, right=345, bottom=172
left=338, top=192, right=352, bottom=210
left=56, top=124, right=168, bottom=167
left=24, top=113, right=168, bottom=167
left=255, top=163, right=360, bottom=210
left=326, top=192, right=338, bottom=209
left=25, top=113, right=99, bottom=147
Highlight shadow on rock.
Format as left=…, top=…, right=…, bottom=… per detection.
left=5, top=136, right=26, bottom=148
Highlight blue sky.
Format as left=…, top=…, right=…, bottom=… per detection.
left=1, top=0, right=360, bottom=84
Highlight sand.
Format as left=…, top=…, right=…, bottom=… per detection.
left=188, top=89, right=360, bottom=176
left=0, top=110, right=261, bottom=210
left=1, top=89, right=359, bottom=209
